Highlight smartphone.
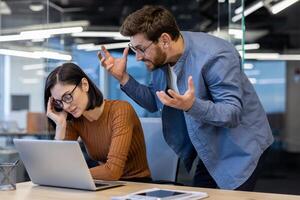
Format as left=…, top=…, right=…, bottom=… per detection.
left=51, top=98, right=63, bottom=112
left=138, top=190, right=184, bottom=198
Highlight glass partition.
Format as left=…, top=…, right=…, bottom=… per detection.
left=213, top=0, right=245, bottom=65
left=1, top=1, right=247, bottom=127
left=0, top=0, right=48, bottom=132
left=0, top=0, right=78, bottom=133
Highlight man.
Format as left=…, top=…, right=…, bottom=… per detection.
left=98, top=5, right=273, bottom=190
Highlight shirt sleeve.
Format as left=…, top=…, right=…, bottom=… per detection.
left=89, top=102, right=134, bottom=180
left=187, top=51, right=243, bottom=128
left=121, top=75, right=158, bottom=112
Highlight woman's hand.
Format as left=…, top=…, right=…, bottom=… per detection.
left=98, top=46, right=130, bottom=85
left=47, top=97, right=68, bottom=140
left=46, top=97, right=68, bottom=128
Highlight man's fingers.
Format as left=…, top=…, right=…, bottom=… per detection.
left=188, top=76, right=194, bottom=91
left=156, top=91, right=167, bottom=104
left=106, top=64, right=114, bottom=71
left=100, top=57, right=106, bottom=63
left=97, top=52, right=106, bottom=64
left=97, top=51, right=102, bottom=60
left=168, top=89, right=181, bottom=99
left=101, top=45, right=111, bottom=58
left=123, top=47, right=129, bottom=58
left=156, top=91, right=176, bottom=105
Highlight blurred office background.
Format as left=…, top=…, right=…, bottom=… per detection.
left=0, top=0, right=300, bottom=195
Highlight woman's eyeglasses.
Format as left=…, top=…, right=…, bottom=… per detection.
left=53, top=81, right=80, bottom=110
left=128, top=42, right=153, bottom=55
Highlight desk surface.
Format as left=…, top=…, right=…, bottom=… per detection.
left=0, top=182, right=299, bottom=200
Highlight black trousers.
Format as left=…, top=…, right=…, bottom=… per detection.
left=192, top=149, right=268, bottom=191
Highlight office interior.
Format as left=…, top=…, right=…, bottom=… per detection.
left=0, top=0, right=300, bottom=196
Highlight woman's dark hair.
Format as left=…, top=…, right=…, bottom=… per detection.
left=44, top=62, right=103, bottom=131
left=120, top=5, right=180, bottom=42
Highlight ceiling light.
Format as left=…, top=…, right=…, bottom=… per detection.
left=21, top=78, right=40, bottom=84
left=0, top=49, right=72, bottom=61
left=243, top=53, right=280, bottom=59
left=0, top=34, right=51, bottom=42
left=0, top=1, right=11, bottom=15
left=234, top=6, right=243, bottom=15
left=34, top=51, right=72, bottom=60
left=232, top=1, right=264, bottom=22
left=0, top=49, right=40, bottom=59
left=36, top=70, right=47, bottom=77
left=248, top=78, right=257, bottom=84
left=0, top=20, right=89, bottom=35
left=22, top=64, right=44, bottom=71
left=235, top=43, right=260, bottom=51
left=72, top=31, right=129, bottom=40
left=20, top=27, right=83, bottom=36
left=0, top=27, right=83, bottom=42
left=243, top=53, right=300, bottom=60
left=29, top=3, right=45, bottom=12
left=76, top=43, right=96, bottom=50
left=243, top=63, right=255, bottom=69
left=228, top=29, right=243, bottom=39
left=270, top=0, right=299, bottom=14
left=77, top=42, right=129, bottom=51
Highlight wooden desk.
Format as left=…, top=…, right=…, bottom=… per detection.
left=0, top=182, right=299, bottom=200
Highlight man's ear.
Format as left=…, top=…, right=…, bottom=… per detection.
left=81, top=77, right=89, bottom=92
left=160, top=33, right=172, bottom=48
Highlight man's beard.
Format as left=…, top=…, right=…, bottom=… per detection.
left=143, top=46, right=167, bottom=71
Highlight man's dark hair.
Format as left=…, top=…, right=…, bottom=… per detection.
left=120, top=5, right=180, bottom=42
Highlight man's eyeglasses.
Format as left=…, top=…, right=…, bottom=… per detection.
left=53, top=81, right=80, bottom=110
left=128, top=42, right=153, bottom=55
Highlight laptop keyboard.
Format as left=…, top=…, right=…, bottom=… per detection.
left=95, top=183, right=109, bottom=187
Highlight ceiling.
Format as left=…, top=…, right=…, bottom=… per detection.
left=1, top=0, right=300, bottom=54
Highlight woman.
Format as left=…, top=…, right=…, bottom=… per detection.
left=44, top=62, right=151, bottom=181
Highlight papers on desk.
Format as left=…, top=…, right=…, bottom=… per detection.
left=111, top=187, right=208, bottom=200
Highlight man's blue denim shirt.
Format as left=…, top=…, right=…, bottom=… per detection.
left=121, top=31, right=274, bottom=189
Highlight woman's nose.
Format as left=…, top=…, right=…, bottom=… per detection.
left=62, top=102, right=71, bottom=110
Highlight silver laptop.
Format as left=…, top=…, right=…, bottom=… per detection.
left=13, top=139, right=124, bottom=191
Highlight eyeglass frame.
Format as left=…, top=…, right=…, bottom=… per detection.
left=52, top=81, right=81, bottom=110
left=128, top=41, right=154, bottom=55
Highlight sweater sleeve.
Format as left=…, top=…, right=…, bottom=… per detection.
left=89, top=102, right=134, bottom=180
left=64, top=121, right=79, bottom=140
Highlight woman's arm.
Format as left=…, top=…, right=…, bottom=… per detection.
left=89, top=103, right=134, bottom=180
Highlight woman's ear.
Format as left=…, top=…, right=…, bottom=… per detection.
left=81, top=78, right=89, bottom=92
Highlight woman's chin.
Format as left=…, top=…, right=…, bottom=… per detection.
left=70, top=109, right=82, bottom=118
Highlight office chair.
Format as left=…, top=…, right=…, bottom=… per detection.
left=139, top=117, right=179, bottom=183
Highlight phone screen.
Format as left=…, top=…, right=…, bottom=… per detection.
left=138, top=190, right=184, bottom=198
